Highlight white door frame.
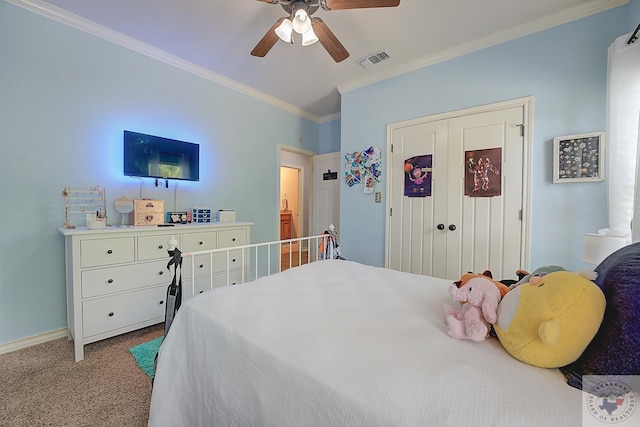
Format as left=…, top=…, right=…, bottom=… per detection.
left=385, top=96, right=532, bottom=271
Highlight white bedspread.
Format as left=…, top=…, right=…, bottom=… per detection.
left=148, top=260, right=583, bottom=427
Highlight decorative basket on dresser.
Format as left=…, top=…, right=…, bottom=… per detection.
left=59, top=222, right=251, bottom=361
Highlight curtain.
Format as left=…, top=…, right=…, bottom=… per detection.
left=607, top=29, right=640, bottom=240
left=583, top=28, right=640, bottom=264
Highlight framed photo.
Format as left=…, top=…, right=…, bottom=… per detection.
left=553, top=131, right=605, bottom=183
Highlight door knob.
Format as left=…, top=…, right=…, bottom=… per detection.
left=437, top=224, right=445, bottom=230
left=449, top=224, right=456, bottom=231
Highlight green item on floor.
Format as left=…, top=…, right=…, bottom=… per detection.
left=129, top=336, right=163, bottom=378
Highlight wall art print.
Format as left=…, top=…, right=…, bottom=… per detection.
left=345, top=146, right=382, bottom=188
left=465, top=148, right=502, bottom=197
left=552, top=132, right=604, bottom=183
left=404, top=155, right=432, bottom=197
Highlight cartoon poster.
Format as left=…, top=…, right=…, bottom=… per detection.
left=345, top=146, right=382, bottom=188
left=404, top=155, right=432, bottom=197
left=465, top=148, right=502, bottom=197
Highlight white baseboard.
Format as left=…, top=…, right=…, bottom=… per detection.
left=0, top=328, right=68, bottom=355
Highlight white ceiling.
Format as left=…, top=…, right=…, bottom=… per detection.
left=18, top=0, right=625, bottom=121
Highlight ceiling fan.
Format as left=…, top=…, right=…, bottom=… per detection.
left=251, top=0, right=401, bottom=63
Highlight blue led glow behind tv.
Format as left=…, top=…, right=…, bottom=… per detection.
left=124, top=131, right=199, bottom=181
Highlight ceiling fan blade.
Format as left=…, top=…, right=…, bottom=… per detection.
left=312, top=18, right=349, bottom=63
left=251, top=18, right=284, bottom=58
left=325, top=0, right=400, bottom=10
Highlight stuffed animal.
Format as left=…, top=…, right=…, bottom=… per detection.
left=454, top=271, right=511, bottom=299
left=493, top=270, right=606, bottom=368
left=508, top=265, right=566, bottom=289
left=444, top=277, right=501, bottom=341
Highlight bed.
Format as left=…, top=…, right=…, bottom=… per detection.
left=149, top=230, right=640, bottom=426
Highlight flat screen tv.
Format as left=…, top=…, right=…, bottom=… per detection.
left=124, top=131, right=199, bottom=181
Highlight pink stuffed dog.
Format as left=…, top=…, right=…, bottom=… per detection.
left=444, top=277, right=501, bottom=341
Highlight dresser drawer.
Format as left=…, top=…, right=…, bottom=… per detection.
left=218, top=229, right=247, bottom=248
left=82, top=285, right=166, bottom=338
left=80, top=237, right=135, bottom=268
left=182, top=231, right=218, bottom=252
left=182, top=254, right=213, bottom=279
left=138, top=234, right=179, bottom=261
left=183, top=269, right=246, bottom=299
left=81, top=260, right=168, bottom=298
left=211, top=249, right=245, bottom=273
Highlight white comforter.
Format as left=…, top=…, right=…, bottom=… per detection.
left=148, top=260, right=583, bottom=427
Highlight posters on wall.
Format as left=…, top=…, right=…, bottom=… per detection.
left=345, top=146, right=382, bottom=193
left=465, top=148, right=502, bottom=197
left=404, top=155, right=432, bottom=197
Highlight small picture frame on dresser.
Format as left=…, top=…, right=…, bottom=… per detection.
left=552, top=131, right=605, bottom=183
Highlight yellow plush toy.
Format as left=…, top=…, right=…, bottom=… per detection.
left=493, top=270, right=606, bottom=368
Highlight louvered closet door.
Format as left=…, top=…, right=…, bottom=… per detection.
left=387, top=105, right=525, bottom=280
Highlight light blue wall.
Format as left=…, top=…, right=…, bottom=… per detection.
left=0, top=1, right=319, bottom=344
left=339, top=4, right=630, bottom=273
left=630, top=0, right=640, bottom=30
left=318, top=118, right=341, bottom=154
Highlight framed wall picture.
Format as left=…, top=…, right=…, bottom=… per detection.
left=553, top=131, right=605, bottom=183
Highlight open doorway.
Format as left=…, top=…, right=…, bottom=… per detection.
left=279, top=146, right=313, bottom=270
left=280, top=166, right=299, bottom=240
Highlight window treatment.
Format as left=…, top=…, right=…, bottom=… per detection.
left=607, top=28, right=640, bottom=240
left=583, top=28, right=640, bottom=264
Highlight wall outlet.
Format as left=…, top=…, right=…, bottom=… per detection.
left=375, top=192, right=382, bottom=203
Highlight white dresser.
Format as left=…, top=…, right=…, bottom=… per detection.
left=59, top=222, right=251, bottom=361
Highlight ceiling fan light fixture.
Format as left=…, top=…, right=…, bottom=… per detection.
left=292, top=8, right=312, bottom=34
left=301, top=27, right=319, bottom=46
left=275, top=18, right=293, bottom=42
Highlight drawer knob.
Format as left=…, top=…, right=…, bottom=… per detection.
left=232, top=259, right=236, bottom=263
left=159, top=300, right=164, bottom=305
left=107, top=279, right=114, bottom=284
left=199, top=241, right=204, bottom=245
left=158, top=271, right=164, bottom=275
left=107, top=249, right=113, bottom=254
left=199, top=264, right=204, bottom=269
left=232, top=238, right=236, bottom=242
left=108, top=312, right=114, bottom=317
left=199, top=290, right=204, bottom=294
left=158, top=244, right=163, bottom=249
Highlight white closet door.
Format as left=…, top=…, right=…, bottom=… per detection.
left=447, top=106, right=524, bottom=279
left=387, top=105, right=525, bottom=280
left=387, top=119, right=448, bottom=277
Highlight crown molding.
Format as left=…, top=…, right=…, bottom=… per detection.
left=319, top=112, right=341, bottom=123
left=337, top=0, right=629, bottom=95
left=7, top=0, right=323, bottom=123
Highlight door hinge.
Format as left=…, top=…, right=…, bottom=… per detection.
left=519, top=210, right=523, bottom=220
left=516, top=124, right=524, bottom=137
left=390, top=207, right=393, bottom=216
left=390, top=144, right=394, bottom=153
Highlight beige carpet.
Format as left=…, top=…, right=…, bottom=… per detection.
left=0, top=324, right=163, bottom=427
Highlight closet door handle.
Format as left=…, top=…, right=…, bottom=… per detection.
left=449, top=224, right=456, bottom=231
left=437, top=224, right=445, bottom=230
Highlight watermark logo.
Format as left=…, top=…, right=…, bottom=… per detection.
left=583, top=376, right=638, bottom=425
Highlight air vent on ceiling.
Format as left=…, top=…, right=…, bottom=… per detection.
left=358, top=50, right=393, bottom=68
